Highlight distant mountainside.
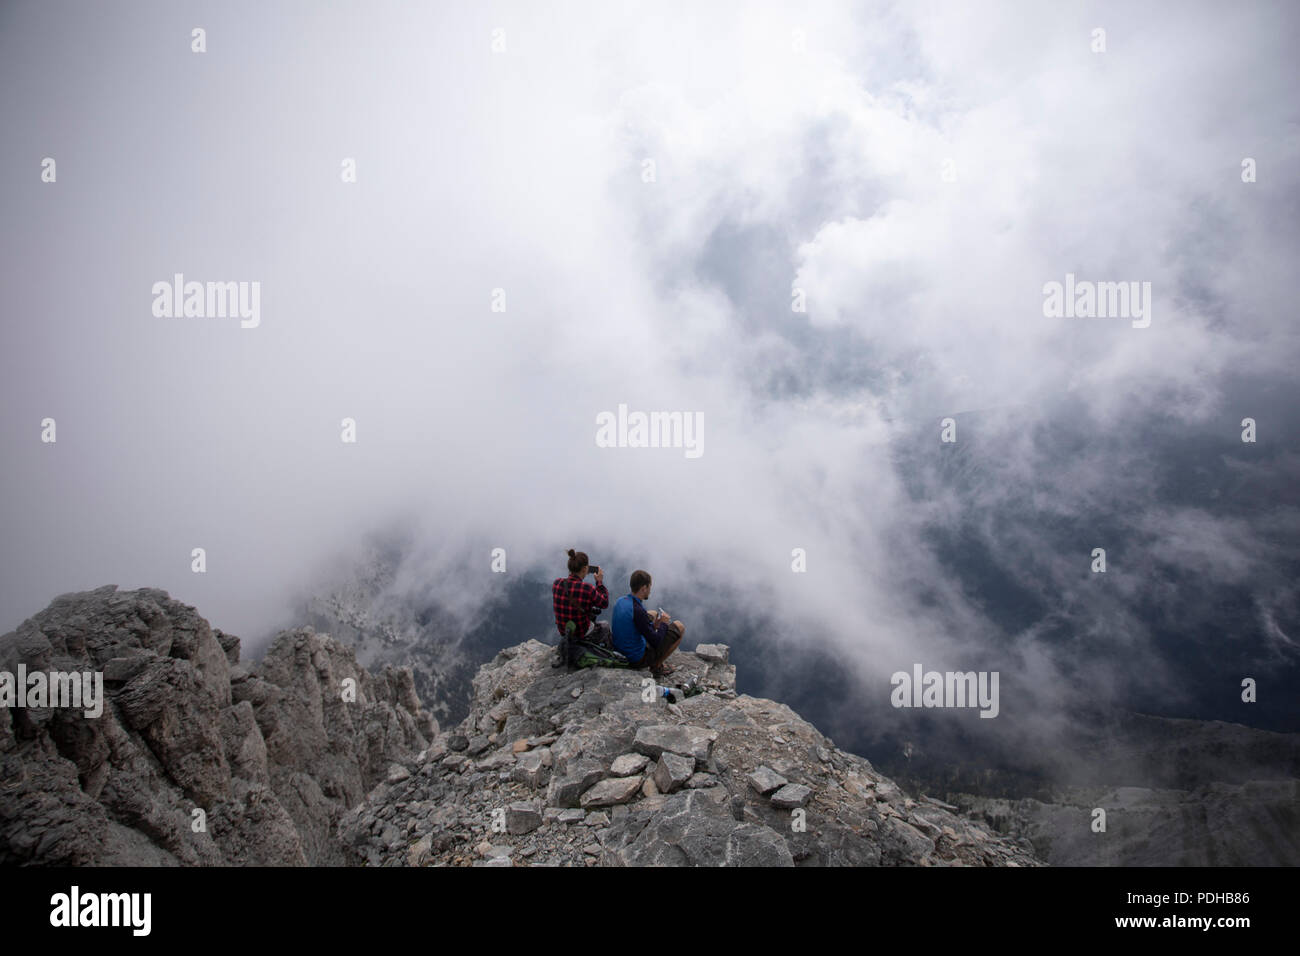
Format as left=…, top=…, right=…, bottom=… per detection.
left=946, top=714, right=1300, bottom=866
left=295, top=542, right=542, bottom=731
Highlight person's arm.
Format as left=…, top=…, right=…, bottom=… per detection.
left=633, top=601, right=667, bottom=645
left=586, top=582, right=610, bottom=609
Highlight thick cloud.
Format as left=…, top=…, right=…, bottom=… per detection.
left=3, top=1, right=1297, bottom=773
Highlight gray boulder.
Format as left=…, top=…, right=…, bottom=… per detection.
left=747, top=766, right=788, bottom=796
left=546, top=758, right=607, bottom=808
left=633, top=725, right=718, bottom=767
left=771, top=783, right=813, bottom=809
left=604, top=791, right=794, bottom=866
left=580, top=776, right=643, bottom=808
left=506, top=802, right=543, bottom=835
left=611, top=753, right=650, bottom=777
left=512, top=749, right=550, bottom=788
left=653, top=753, right=694, bottom=794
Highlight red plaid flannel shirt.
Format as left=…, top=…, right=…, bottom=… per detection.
left=552, top=573, right=609, bottom=637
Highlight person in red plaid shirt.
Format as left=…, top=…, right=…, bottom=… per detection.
left=553, top=548, right=609, bottom=642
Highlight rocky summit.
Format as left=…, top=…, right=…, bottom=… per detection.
left=1, top=587, right=1040, bottom=866
left=341, top=639, right=1042, bottom=867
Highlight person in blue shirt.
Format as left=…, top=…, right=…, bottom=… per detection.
left=611, top=569, right=685, bottom=677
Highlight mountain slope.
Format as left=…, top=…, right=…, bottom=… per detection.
left=341, top=640, right=1043, bottom=866
left=948, top=713, right=1300, bottom=866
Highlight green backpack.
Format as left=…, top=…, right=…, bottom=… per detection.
left=570, top=640, right=633, bottom=669
left=555, top=620, right=632, bottom=670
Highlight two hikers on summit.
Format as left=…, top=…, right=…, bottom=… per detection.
left=552, top=549, right=685, bottom=677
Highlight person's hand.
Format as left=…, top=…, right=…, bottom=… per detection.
left=594, top=567, right=604, bottom=586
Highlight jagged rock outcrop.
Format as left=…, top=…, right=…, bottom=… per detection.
left=339, top=640, right=1043, bottom=866
left=0, top=586, right=434, bottom=865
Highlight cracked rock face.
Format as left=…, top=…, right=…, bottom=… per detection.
left=340, top=639, right=1044, bottom=867
left=0, top=586, right=434, bottom=865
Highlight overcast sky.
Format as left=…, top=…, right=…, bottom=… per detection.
left=3, top=1, right=1297, bottom=748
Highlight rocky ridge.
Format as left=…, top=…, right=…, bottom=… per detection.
left=2, top=587, right=1045, bottom=867
left=340, top=639, right=1043, bottom=866
left=0, top=586, right=434, bottom=865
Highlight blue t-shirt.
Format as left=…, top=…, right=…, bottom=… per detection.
left=611, top=594, right=666, bottom=664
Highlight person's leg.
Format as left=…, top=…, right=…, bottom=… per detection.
left=639, top=633, right=662, bottom=670
left=650, top=622, right=685, bottom=675
left=662, top=622, right=685, bottom=662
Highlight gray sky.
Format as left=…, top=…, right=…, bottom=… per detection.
left=3, top=1, right=1297, bottom=743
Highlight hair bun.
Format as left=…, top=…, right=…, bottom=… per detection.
left=567, top=548, right=576, bottom=558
